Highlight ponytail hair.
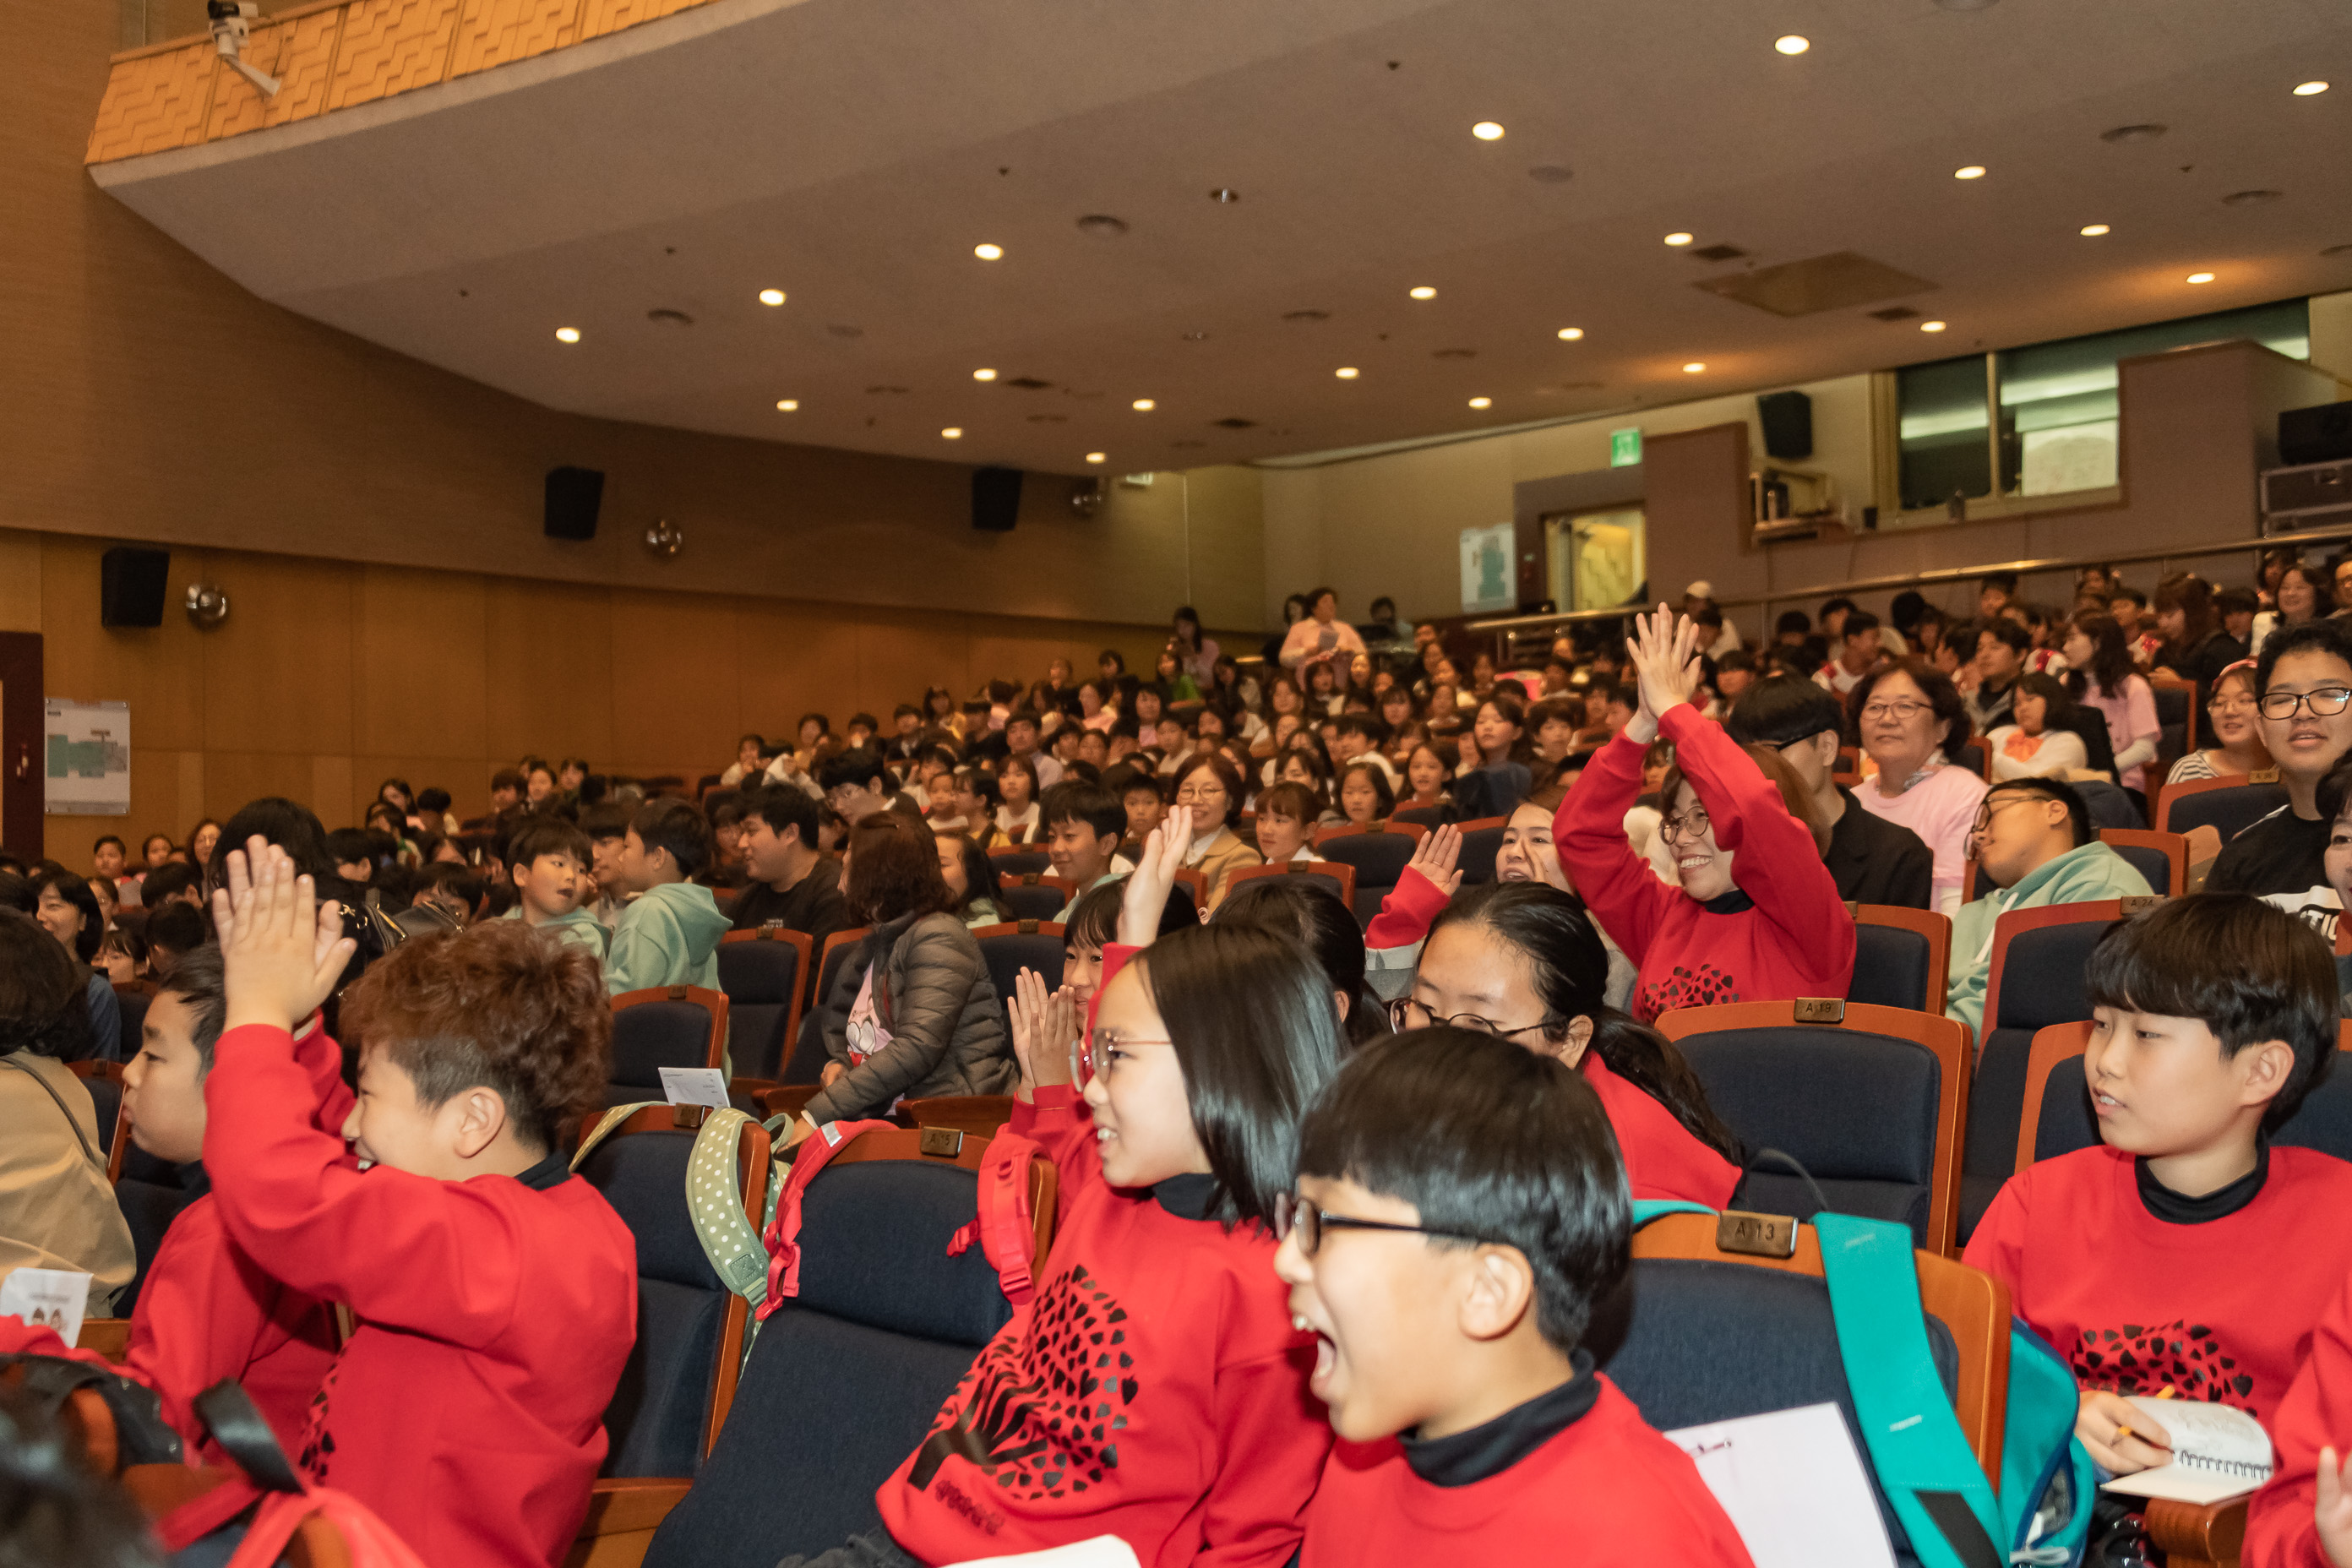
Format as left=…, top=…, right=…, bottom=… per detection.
left=1431, top=882, right=1741, bottom=1163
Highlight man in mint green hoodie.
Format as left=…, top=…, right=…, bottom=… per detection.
left=497, top=816, right=611, bottom=961
left=1949, top=778, right=2153, bottom=1039
left=604, top=798, right=730, bottom=996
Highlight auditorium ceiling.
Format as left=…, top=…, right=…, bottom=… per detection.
left=90, top=0, right=2352, bottom=474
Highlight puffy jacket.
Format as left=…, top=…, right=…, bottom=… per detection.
left=803, top=911, right=1015, bottom=1121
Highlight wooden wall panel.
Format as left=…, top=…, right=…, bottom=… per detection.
left=38, top=537, right=208, bottom=751
left=204, top=750, right=324, bottom=824
left=607, top=591, right=738, bottom=772
left=353, top=564, right=487, bottom=758
left=0, top=532, right=40, bottom=634
left=737, top=604, right=858, bottom=738
left=483, top=577, right=612, bottom=767
left=200, top=556, right=356, bottom=755
left=858, top=612, right=964, bottom=724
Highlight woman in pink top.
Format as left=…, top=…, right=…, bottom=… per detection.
left=1850, top=660, right=1988, bottom=918
left=2062, top=614, right=2161, bottom=794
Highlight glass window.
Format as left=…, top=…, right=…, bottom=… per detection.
left=1897, top=297, right=2311, bottom=512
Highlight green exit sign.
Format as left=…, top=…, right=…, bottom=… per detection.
left=1610, top=427, right=1642, bottom=467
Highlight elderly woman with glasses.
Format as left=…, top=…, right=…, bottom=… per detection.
left=1850, top=657, right=1990, bottom=917
left=1170, top=751, right=1262, bottom=909
left=1557, top=607, right=1854, bottom=1022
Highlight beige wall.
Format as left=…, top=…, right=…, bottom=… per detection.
left=1, top=527, right=1235, bottom=868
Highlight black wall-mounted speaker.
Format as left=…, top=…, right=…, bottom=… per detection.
left=2280, top=401, right=2352, bottom=467
left=1757, top=390, right=1813, bottom=460
left=544, top=466, right=605, bottom=541
left=972, top=466, right=1023, bottom=532
left=100, top=547, right=170, bottom=628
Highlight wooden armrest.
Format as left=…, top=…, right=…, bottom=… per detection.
left=759, top=1085, right=821, bottom=1121
left=120, top=1462, right=242, bottom=1517
left=728, top=1077, right=780, bottom=1100
left=565, top=1477, right=693, bottom=1568
left=77, top=1318, right=131, bottom=1363
left=2146, top=1494, right=2248, bottom=1568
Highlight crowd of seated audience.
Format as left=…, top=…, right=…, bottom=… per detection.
left=8, top=563, right=2352, bottom=1568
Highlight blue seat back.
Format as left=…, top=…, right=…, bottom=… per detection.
left=1849, top=924, right=1933, bottom=1013
left=998, top=883, right=1067, bottom=923
left=610, top=998, right=717, bottom=1107
left=1679, top=1029, right=1944, bottom=1245
left=2104, top=841, right=2171, bottom=895
left=643, top=1158, right=1014, bottom=1568
left=974, top=931, right=1062, bottom=1040
left=716, top=939, right=803, bottom=1080
left=787, top=937, right=868, bottom=1085
left=1454, top=825, right=1506, bottom=885
left=578, top=1128, right=729, bottom=1478
left=2166, top=781, right=2288, bottom=843
left=114, top=988, right=152, bottom=1064
left=1961, top=915, right=2111, bottom=1241
left=988, top=849, right=1054, bottom=878
left=112, top=1173, right=196, bottom=1320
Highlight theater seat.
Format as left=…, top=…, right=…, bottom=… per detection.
left=985, top=847, right=1054, bottom=878
left=782, top=929, right=871, bottom=1087
left=969, top=922, right=1064, bottom=1039
left=1451, top=817, right=1509, bottom=885
left=2017, top=1021, right=2352, bottom=1172
left=1310, top=821, right=1422, bottom=917
left=715, top=928, right=810, bottom=1081
left=2155, top=774, right=2286, bottom=841
left=641, top=1137, right=1030, bottom=1568
left=606, top=987, right=729, bottom=1111
left=998, top=877, right=1072, bottom=923
left=1845, top=905, right=1950, bottom=1015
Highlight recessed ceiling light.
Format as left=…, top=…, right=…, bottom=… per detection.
left=2186, top=271, right=2216, bottom=284
left=1920, top=320, right=1948, bottom=333
left=1132, top=399, right=1155, bottom=411
left=941, top=427, right=964, bottom=439
left=554, top=327, right=580, bottom=343
left=973, top=368, right=998, bottom=381
left=775, top=399, right=798, bottom=411
left=758, top=288, right=786, bottom=306
left=1472, top=121, right=1505, bottom=140
left=1774, top=34, right=1809, bottom=54
left=973, top=243, right=1003, bottom=260
left=1409, top=286, right=1437, bottom=300
left=1663, top=231, right=1694, bottom=246
left=1335, top=367, right=1361, bottom=379
left=1954, top=165, right=1987, bottom=180
left=1467, top=396, right=1493, bottom=409
left=2294, top=80, right=2329, bottom=96
left=1086, top=452, right=1107, bottom=464
left=1557, top=326, right=1585, bottom=340
left=1682, top=362, right=1707, bottom=373
left=2080, top=223, right=2111, bottom=237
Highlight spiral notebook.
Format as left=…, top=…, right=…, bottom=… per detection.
left=2099, top=1396, right=2274, bottom=1505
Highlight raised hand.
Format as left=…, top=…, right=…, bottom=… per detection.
left=1008, top=966, right=1077, bottom=1092
left=1622, top=605, right=1703, bottom=743
left=1117, top=823, right=1189, bottom=947
left=1404, top=823, right=1464, bottom=899
left=2319, top=1445, right=2352, bottom=1568
left=215, top=836, right=357, bottom=1035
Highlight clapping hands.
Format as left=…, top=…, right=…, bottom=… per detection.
left=1622, top=604, right=1704, bottom=744
left=214, top=836, right=357, bottom=1035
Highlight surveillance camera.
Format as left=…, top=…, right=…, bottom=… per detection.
left=207, top=0, right=281, bottom=96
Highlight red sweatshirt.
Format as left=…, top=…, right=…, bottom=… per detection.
left=1301, top=1375, right=1754, bottom=1568
left=1964, top=1146, right=2352, bottom=1423
left=205, top=1023, right=638, bottom=1568
left=2246, top=1265, right=2352, bottom=1568
left=124, top=1015, right=347, bottom=1459
left=874, top=1082, right=1332, bottom=1568
left=1557, top=704, right=1854, bottom=1021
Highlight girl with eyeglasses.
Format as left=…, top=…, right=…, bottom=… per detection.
left=1396, top=879, right=1740, bottom=1205
left=2166, top=662, right=2273, bottom=784
left=1559, top=607, right=1854, bottom=1020
left=847, top=830, right=1340, bottom=1568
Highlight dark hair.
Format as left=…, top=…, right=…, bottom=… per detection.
left=2013, top=670, right=2076, bottom=733
left=1975, top=617, right=2030, bottom=656
left=1306, top=585, right=1338, bottom=612
left=208, top=798, right=338, bottom=896
left=580, top=803, right=632, bottom=843
left=1041, top=781, right=1124, bottom=845
left=92, top=835, right=124, bottom=856
left=1173, top=752, right=1247, bottom=830
left=2109, top=585, right=2148, bottom=610
left=144, top=902, right=209, bottom=960
left=325, top=827, right=378, bottom=871
left=1339, top=760, right=1397, bottom=819
left=2067, top=613, right=2137, bottom=700
left=2156, top=573, right=2219, bottom=648
left=2254, top=617, right=2352, bottom=699
left=28, top=870, right=101, bottom=963
left=1848, top=658, right=1972, bottom=758
left=2085, top=896, right=2337, bottom=1134
left=507, top=815, right=593, bottom=871
left=1724, top=673, right=1843, bottom=750
left=842, top=812, right=956, bottom=924
left=491, top=767, right=526, bottom=795
left=937, top=832, right=1003, bottom=921
left=1981, top=570, right=2019, bottom=595
left=0, top=1382, right=165, bottom=1568
left=815, top=746, right=890, bottom=797
left=1775, top=609, right=1812, bottom=637
left=155, top=943, right=227, bottom=1074
left=1429, top=883, right=1740, bottom=1161
left=1983, top=775, right=2092, bottom=849
left=2216, top=585, right=2260, bottom=618
left=1334, top=711, right=1390, bottom=744
left=953, top=766, right=1003, bottom=812
left=1296, top=1027, right=1631, bottom=1353
left=629, top=798, right=713, bottom=878
left=420, top=861, right=489, bottom=919
left=736, top=783, right=822, bottom=850
left=1819, top=596, right=1857, bottom=619
left=1127, top=923, right=1344, bottom=1226
left=1215, top=875, right=1381, bottom=1048
left=1063, top=879, right=1124, bottom=953
left=341, top=921, right=611, bottom=1152
left=1005, top=709, right=1043, bottom=737
left=0, top=911, right=93, bottom=1060
left=415, top=789, right=451, bottom=816
left=1255, top=781, right=1320, bottom=825
left=1840, top=608, right=1881, bottom=638
left=998, top=753, right=1042, bottom=803
left=797, top=711, right=832, bottom=739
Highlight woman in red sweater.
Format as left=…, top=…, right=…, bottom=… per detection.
left=1558, top=606, right=1854, bottom=1020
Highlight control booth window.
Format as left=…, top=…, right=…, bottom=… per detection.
left=1897, top=298, right=2311, bottom=514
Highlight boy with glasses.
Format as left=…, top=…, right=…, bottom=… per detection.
left=1947, top=779, right=2150, bottom=1037
left=1277, top=1028, right=1753, bottom=1568
left=2208, top=621, right=2352, bottom=934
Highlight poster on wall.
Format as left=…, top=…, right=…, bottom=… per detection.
left=45, top=700, right=130, bottom=816
left=1459, top=523, right=1516, bottom=613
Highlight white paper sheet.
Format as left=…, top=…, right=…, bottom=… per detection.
left=1665, top=1402, right=1897, bottom=1568
left=0, top=1267, right=94, bottom=1348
